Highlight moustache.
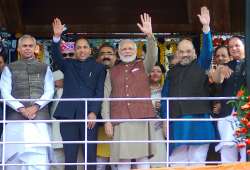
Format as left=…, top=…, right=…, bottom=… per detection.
left=102, top=57, right=111, bottom=62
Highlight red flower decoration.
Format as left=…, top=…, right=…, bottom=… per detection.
left=237, top=90, right=245, bottom=97
left=237, top=143, right=246, bottom=148
left=241, top=128, right=248, bottom=134
left=247, top=150, right=250, bottom=155
left=231, top=87, right=250, bottom=146
left=246, top=139, right=250, bottom=145
left=241, top=118, right=249, bottom=125
left=246, top=112, right=250, bottom=118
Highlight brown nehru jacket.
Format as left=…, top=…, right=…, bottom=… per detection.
left=110, top=60, right=155, bottom=119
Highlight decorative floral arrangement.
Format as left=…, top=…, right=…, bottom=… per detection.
left=228, top=87, right=250, bottom=154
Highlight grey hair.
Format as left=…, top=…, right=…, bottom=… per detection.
left=118, top=39, right=137, bottom=51
left=18, top=34, right=36, bottom=48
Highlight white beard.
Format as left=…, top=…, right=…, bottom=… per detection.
left=120, top=55, right=136, bottom=63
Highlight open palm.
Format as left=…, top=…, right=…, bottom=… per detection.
left=137, top=13, right=152, bottom=35
left=52, top=18, right=65, bottom=38
left=197, top=6, right=210, bottom=26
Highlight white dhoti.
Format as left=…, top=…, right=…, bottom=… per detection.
left=4, top=122, right=51, bottom=170
left=215, top=115, right=246, bottom=163
left=169, top=144, right=209, bottom=167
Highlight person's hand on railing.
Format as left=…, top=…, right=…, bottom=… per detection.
left=104, top=122, right=113, bottom=138
left=87, top=112, right=97, bottom=129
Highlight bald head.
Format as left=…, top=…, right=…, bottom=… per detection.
left=176, top=39, right=197, bottom=65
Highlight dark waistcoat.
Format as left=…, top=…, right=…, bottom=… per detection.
left=8, top=59, right=49, bottom=120
left=168, top=61, right=211, bottom=118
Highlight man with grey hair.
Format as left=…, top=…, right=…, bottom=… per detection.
left=103, top=13, right=157, bottom=170
left=0, top=34, right=54, bottom=170
left=210, top=36, right=246, bottom=163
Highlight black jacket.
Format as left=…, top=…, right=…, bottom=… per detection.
left=51, top=41, right=106, bottom=119
left=220, top=60, right=246, bottom=117
left=168, top=60, right=211, bottom=118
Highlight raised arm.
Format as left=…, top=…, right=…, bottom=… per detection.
left=51, top=18, right=67, bottom=70
left=137, top=13, right=158, bottom=74
left=160, top=77, right=170, bottom=119
left=197, top=6, right=213, bottom=70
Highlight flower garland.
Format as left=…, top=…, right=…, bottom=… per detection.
left=229, top=87, right=250, bottom=154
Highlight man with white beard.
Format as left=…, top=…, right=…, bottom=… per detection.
left=102, top=13, right=158, bottom=170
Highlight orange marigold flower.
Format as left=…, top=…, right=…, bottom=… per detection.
left=241, top=103, right=250, bottom=110
left=237, top=90, right=245, bottom=97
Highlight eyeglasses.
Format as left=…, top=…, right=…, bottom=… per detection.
left=99, top=52, right=115, bottom=56
left=62, top=53, right=74, bottom=58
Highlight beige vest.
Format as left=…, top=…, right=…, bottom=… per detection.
left=110, top=60, right=155, bottom=119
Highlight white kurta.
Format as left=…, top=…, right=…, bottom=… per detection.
left=215, top=114, right=246, bottom=162
left=0, top=63, right=54, bottom=169
left=5, top=122, right=51, bottom=170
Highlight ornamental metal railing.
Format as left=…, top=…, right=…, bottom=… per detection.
left=0, top=96, right=239, bottom=169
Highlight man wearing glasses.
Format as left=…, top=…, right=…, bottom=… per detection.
left=96, top=43, right=117, bottom=170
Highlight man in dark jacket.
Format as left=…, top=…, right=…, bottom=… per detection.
left=52, top=18, right=106, bottom=170
left=210, top=36, right=246, bottom=162
left=161, top=6, right=216, bottom=167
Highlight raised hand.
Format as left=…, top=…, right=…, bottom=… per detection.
left=52, top=18, right=65, bottom=38
left=197, top=6, right=210, bottom=26
left=137, top=13, right=153, bottom=37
